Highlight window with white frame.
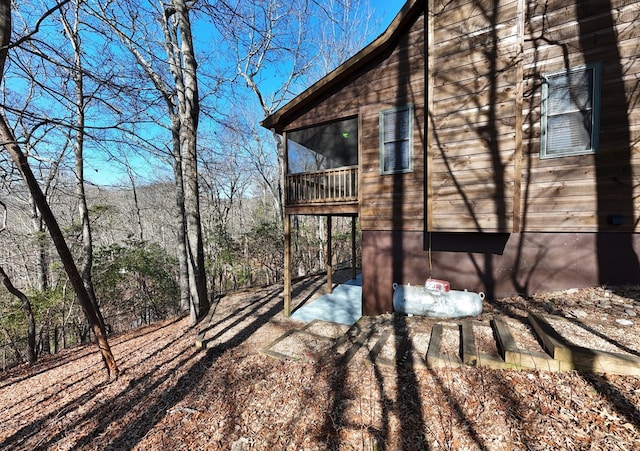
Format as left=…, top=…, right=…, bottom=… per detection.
left=380, top=105, right=413, bottom=174
left=540, top=63, right=601, bottom=158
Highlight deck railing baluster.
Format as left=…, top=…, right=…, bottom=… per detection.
left=285, top=166, right=358, bottom=206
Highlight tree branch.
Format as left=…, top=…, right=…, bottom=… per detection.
left=0, top=198, right=6, bottom=232
left=6, top=0, right=73, bottom=50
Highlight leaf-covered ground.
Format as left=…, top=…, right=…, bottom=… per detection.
left=1, top=275, right=640, bottom=450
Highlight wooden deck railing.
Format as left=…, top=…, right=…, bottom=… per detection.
left=286, top=166, right=358, bottom=205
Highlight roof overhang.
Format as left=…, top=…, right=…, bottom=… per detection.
left=260, top=0, right=423, bottom=134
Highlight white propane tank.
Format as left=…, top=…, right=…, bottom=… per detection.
left=392, top=283, right=484, bottom=318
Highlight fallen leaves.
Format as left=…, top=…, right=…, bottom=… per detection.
left=1, top=277, right=639, bottom=449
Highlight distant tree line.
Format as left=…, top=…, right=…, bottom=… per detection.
left=0, top=0, right=371, bottom=374
left=0, top=173, right=360, bottom=370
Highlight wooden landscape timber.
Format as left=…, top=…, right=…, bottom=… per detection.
left=259, top=312, right=640, bottom=377
left=528, top=312, right=640, bottom=376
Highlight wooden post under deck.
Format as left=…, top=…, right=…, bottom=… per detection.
left=284, top=213, right=292, bottom=316
left=326, top=215, right=333, bottom=294
left=351, top=217, right=357, bottom=280
left=282, top=130, right=292, bottom=317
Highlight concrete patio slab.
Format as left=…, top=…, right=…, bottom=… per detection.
left=291, top=275, right=362, bottom=325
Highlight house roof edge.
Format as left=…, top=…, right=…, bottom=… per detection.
left=260, top=0, right=423, bottom=133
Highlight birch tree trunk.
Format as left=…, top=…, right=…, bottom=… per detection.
left=167, top=0, right=208, bottom=321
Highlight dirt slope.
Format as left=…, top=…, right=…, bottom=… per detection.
left=1, top=279, right=640, bottom=450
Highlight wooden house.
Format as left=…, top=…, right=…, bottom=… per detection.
left=261, top=0, right=640, bottom=316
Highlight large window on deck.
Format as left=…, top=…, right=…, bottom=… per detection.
left=287, top=117, right=358, bottom=174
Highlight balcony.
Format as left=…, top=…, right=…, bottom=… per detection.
left=285, top=166, right=358, bottom=215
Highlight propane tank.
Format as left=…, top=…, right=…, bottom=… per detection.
left=392, top=283, right=484, bottom=318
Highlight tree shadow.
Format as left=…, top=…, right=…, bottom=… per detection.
left=319, top=321, right=384, bottom=449
left=0, top=285, right=287, bottom=450
left=196, top=286, right=283, bottom=348
left=0, top=313, right=185, bottom=392
left=571, top=0, right=640, bottom=429
left=581, top=372, right=640, bottom=429
left=0, top=377, right=114, bottom=450
left=290, top=273, right=331, bottom=314
left=427, top=0, right=520, bottom=301
left=318, top=316, right=428, bottom=450
left=575, top=1, right=640, bottom=283
left=389, top=10, right=430, bottom=450
left=0, top=317, right=188, bottom=438
left=87, top=287, right=285, bottom=449
left=566, top=316, right=640, bottom=358
left=392, top=316, right=429, bottom=449
left=2, top=324, right=196, bottom=450
left=428, top=368, right=490, bottom=450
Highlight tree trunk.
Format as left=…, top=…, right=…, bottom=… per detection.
left=0, top=1, right=118, bottom=376
left=2, top=126, right=119, bottom=377
left=60, top=1, right=107, bottom=332
left=125, top=158, right=144, bottom=242
left=0, top=323, right=22, bottom=365
left=29, top=138, right=65, bottom=295
left=31, top=205, right=49, bottom=292
left=272, top=130, right=285, bottom=224
left=169, top=0, right=208, bottom=323
left=39, top=317, right=51, bottom=355
left=92, top=0, right=196, bottom=323
left=0, top=266, right=37, bottom=363
left=172, top=142, right=191, bottom=319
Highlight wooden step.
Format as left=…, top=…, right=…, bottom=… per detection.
left=426, top=323, right=464, bottom=369
left=425, top=318, right=556, bottom=371
left=460, top=320, right=512, bottom=369
left=528, top=312, right=640, bottom=376
left=259, top=313, right=640, bottom=376
left=368, top=320, right=432, bottom=369
left=491, top=317, right=560, bottom=372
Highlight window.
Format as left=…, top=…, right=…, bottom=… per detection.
left=287, top=117, right=358, bottom=174
left=380, top=105, right=413, bottom=174
left=540, top=63, right=601, bottom=158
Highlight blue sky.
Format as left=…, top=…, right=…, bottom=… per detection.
left=84, top=0, right=409, bottom=187
left=372, top=0, right=408, bottom=30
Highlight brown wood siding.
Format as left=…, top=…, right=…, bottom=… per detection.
left=521, top=0, right=640, bottom=232
left=428, top=0, right=520, bottom=232
left=278, top=0, right=639, bottom=235
left=429, top=0, right=640, bottom=233
left=269, top=0, right=640, bottom=316
left=284, top=11, right=427, bottom=232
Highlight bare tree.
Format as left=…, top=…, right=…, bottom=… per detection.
left=89, top=0, right=208, bottom=324
left=0, top=0, right=119, bottom=378
left=0, top=204, right=33, bottom=365
left=212, top=0, right=316, bottom=222
left=212, top=0, right=375, bottom=224
left=311, top=0, right=376, bottom=78
left=124, top=156, right=144, bottom=242
left=0, top=265, right=36, bottom=363
left=58, top=0, right=107, bottom=331
left=167, top=0, right=208, bottom=321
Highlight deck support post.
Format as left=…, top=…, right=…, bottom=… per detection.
left=284, top=213, right=292, bottom=316
left=326, top=215, right=333, bottom=294
left=351, top=216, right=358, bottom=280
